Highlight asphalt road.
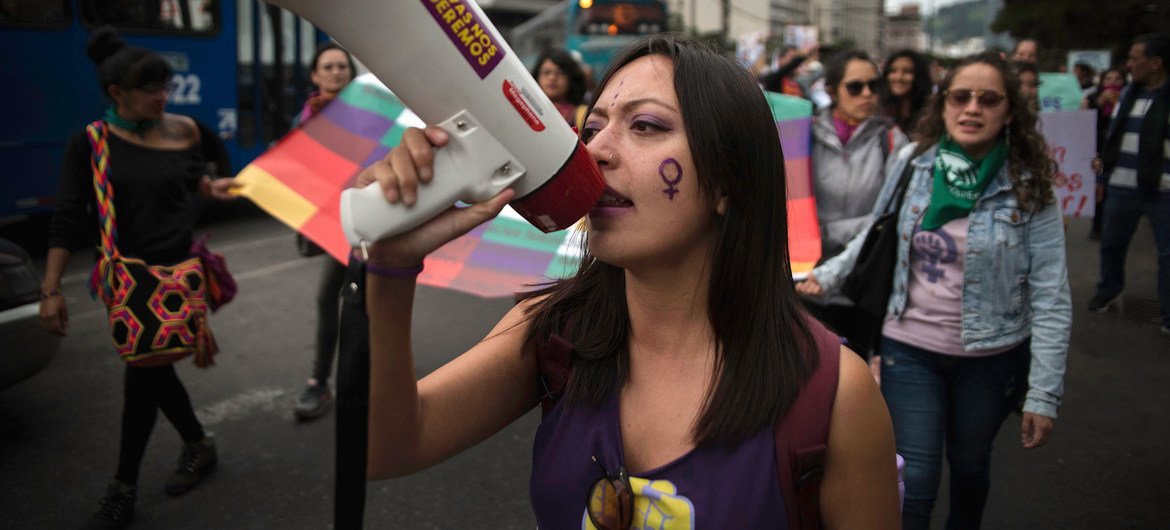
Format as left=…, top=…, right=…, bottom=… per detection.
left=1, top=210, right=1167, bottom=529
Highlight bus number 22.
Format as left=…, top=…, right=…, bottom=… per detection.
left=169, top=73, right=202, bottom=105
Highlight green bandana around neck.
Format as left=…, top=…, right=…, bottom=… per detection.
left=921, top=136, right=1008, bottom=231
left=103, top=106, right=159, bottom=134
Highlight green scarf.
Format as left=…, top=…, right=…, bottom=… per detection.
left=103, top=106, right=158, bottom=134
left=922, top=136, right=1007, bottom=231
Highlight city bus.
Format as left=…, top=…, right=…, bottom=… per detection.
left=511, top=0, right=667, bottom=82
left=0, top=0, right=324, bottom=225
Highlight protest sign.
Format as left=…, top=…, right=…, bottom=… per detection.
left=1038, top=110, right=1097, bottom=217
left=784, top=25, right=818, bottom=49
left=1038, top=73, right=1084, bottom=112
left=735, top=30, right=767, bottom=70
left=1067, top=50, right=1111, bottom=74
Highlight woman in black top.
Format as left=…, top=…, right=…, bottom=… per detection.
left=39, top=27, right=237, bottom=530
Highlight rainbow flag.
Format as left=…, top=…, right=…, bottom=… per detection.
left=421, top=208, right=581, bottom=298
left=765, top=92, right=821, bottom=277
left=235, top=74, right=418, bottom=264
left=235, top=79, right=820, bottom=297
left=234, top=74, right=577, bottom=297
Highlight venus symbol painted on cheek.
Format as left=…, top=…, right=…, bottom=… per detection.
left=659, top=158, right=682, bottom=200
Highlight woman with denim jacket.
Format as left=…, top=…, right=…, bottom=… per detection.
left=798, top=52, right=1071, bottom=529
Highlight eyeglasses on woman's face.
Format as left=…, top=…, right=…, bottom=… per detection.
left=587, top=456, right=633, bottom=530
left=539, top=67, right=567, bottom=79
left=944, top=88, right=1007, bottom=109
left=843, top=78, right=880, bottom=97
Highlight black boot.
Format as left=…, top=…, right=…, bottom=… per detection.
left=164, top=435, right=217, bottom=496
left=83, top=481, right=135, bottom=530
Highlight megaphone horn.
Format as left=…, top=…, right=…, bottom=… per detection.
left=263, top=0, right=605, bottom=245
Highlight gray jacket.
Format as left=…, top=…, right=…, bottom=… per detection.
left=811, top=111, right=909, bottom=259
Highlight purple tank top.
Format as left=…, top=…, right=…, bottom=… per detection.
left=530, top=392, right=787, bottom=529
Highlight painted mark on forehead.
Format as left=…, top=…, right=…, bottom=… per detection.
left=659, top=158, right=682, bottom=200
left=609, top=79, right=625, bottom=108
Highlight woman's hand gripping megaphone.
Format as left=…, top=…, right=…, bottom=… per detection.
left=357, top=126, right=516, bottom=268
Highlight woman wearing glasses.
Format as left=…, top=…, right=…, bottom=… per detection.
left=799, top=52, right=1071, bottom=529
left=532, top=48, right=591, bottom=130
left=808, top=50, right=908, bottom=356
left=292, top=42, right=359, bottom=421
left=360, top=35, right=900, bottom=528
left=41, top=27, right=237, bottom=529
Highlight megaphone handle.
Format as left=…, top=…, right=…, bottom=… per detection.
left=340, top=146, right=470, bottom=244
left=340, top=111, right=526, bottom=246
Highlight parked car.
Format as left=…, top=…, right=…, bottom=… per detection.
left=0, top=237, right=61, bottom=391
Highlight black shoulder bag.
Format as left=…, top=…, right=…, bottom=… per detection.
left=840, top=158, right=917, bottom=319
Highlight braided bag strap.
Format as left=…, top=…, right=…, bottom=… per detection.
left=86, top=120, right=120, bottom=303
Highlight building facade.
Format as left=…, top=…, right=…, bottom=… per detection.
left=675, top=0, right=882, bottom=55
left=885, top=3, right=925, bottom=53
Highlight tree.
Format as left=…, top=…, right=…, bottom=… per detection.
left=992, top=0, right=1169, bottom=67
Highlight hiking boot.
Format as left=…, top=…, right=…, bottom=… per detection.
left=294, top=383, right=332, bottom=420
left=1086, top=293, right=1118, bottom=313
left=165, top=436, right=217, bottom=496
left=83, top=481, right=135, bottom=530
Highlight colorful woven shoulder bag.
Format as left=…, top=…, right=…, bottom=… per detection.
left=86, top=120, right=218, bottom=368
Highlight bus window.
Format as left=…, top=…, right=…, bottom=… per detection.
left=236, top=1, right=316, bottom=148
left=0, top=0, right=68, bottom=28
left=81, top=0, right=219, bottom=33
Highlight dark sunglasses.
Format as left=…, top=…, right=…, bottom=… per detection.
left=587, top=456, right=633, bottom=530
left=944, top=89, right=1007, bottom=108
left=843, top=78, right=881, bottom=96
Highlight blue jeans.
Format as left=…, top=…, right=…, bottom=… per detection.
left=1095, top=186, right=1170, bottom=327
left=880, top=337, right=1030, bottom=530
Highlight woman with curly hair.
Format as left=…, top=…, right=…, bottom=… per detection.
left=799, top=51, right=1071, bottom=529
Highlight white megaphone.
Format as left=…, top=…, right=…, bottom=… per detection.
left=263, top=0, right=605, bottom=245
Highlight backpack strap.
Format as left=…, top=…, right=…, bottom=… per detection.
left=775, top=318, right=841, bottom=530
left=535, top=329, right=574, bottom=418
left=879, top=126, right=895, bottom=165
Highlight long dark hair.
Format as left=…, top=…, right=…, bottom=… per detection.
left=879, top=49, right=932, bottom=133
left=87, top=26, right=171, bottom=99
left=530, top=48, right=587, bottom=106
left=915, top=52, right=1056, bottom=213
left=518, top=34, right=816, bottom=448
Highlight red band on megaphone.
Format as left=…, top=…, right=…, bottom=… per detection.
left=511, top=141, right=604, bottom=233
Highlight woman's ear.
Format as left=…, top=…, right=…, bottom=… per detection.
left=107, top=84, right=123, bottom=101
left=716, top=195, right=729, bottom=215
